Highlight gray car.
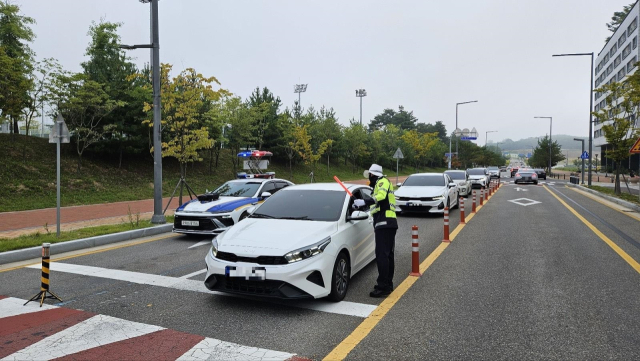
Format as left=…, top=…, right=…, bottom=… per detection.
left=514, top=169, right=538, bottom=185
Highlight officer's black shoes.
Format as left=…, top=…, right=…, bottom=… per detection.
left=369, top=289, right=392, bottom=298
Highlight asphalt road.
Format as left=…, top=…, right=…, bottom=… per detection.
left=1, top=178, right=639, bottom=360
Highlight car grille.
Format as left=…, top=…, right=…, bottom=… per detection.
left=216, top=251, right=288, bottom=265
left=206, top=275, right=311, bottom=299
left=214, top=216, right=234, bottom=227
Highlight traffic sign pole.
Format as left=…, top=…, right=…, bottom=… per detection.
left=393, top=148, right=404, bottom=186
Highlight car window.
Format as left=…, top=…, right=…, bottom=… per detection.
left=214, top=181, right=262, bottom=197
left=253, top=190, right=346, bottom=222
left=276, top=181, right=291, bottom=190
left=403, top=175, right=445, bottom=187
left=445, top=171, right=465, bottom=180
left=466, top=169, right=485, bottom=176
left=260, top=182, right=277, bottom=194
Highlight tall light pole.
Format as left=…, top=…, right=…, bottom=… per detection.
left=455, top=100, right=478, bottom=161
left=119, top=0, right=165, bottom=224
left=553, top=52, right=594, bottom=186
left=448, top=128, right=462, bottom=169
left=574, top=138, right=585, bottom=184
left=355, top=89, right=367, bottom=125
left=534, top=116, right=553, bottom=174
left=485, top=130, right=497, bottom=148
left=294, top=84, right=307, bottom=112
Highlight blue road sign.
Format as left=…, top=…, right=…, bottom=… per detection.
left=460, top=137, right=477, bottom=141
left=445, top=152, right=457, bottom=157
left=580, top=151, right=589, bottom=160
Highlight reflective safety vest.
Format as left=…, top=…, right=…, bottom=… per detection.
left=370, top=177, right=398, bottom=229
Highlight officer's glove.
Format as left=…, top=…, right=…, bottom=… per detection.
left=353, top=199, right=366, bottom=209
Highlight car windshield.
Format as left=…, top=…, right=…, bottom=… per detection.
left=488, top=166, right=498, bottom=170
left=467, top=169, right=486, bottom=176
left=519, top=170, right=535, bottom=175
left=251, top=189, right=345, bottom=222
left=403, top=175, right=445, bottom=187
left=445, top=172, right=465, bottom=180
left=214, top=181, right=262, bottom=197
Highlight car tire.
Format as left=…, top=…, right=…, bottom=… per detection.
left=534, top=181, right=538, bottom=185
left=239, top=212, right=249, bottom=221
left=328, top=252, right=350, bottom=302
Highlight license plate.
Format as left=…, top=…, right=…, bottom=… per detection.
left=181, top=220, right=199, bottom=226
left=225, top=266, right=266, bottom=280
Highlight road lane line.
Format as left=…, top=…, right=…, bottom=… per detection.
left=544, top=186, right=640, bottom=275
left=567, top=186, right=640, bottom=221
left=188, top=240, right=211, bottom=249
left=25, top=262, right=376, bottom=318
left=0, top=233, right=178, bottom=273
left=180, top=268, right=207, bottom=279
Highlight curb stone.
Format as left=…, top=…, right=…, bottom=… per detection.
left=0, top=224, right=173, bottom=265
left=566, top=184, right=640, bottom=212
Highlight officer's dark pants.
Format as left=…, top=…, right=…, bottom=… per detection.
left=374, top=227, right=397, bottom=291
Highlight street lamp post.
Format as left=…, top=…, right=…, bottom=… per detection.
left=534, top=116, right=553, bottom=174
left=485, top=130, right=497, bottom=148
left=448, top=128, right=462, bottom=169
left=574, top=138, right=585, bottom=184
left=455, top=101, right=478, bottom=160
left=119, top=0, right=165, bottom=224
left=355, top=89, right=367, bottom=125
left=294, top=84, right=307, bottom=112
left=553, top=52, right=594, bottom=186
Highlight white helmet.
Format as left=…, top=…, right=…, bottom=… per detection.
left=363, top=164, right=383, bottom=179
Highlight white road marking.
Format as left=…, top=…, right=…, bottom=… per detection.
left=188, top=240, right=211, bottom=249
left=27, top=263, right=377, bottom=318
left=180, top=268, right=208, bottom=279
left=508, top=198, right=541, bottom=207
left=0, top=297, right=57, bottom=318
left=2, top=314, right=164, bottom=360
left=177, top=337, right=294, bottom=361
left=514, top=187, right=528, bottom=192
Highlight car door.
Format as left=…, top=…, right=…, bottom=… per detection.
left=259, top=181, right=277, bottom=198
left=343, top=187, right=375, bottom=272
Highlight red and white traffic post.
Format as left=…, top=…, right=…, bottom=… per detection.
left=472, top=191, right=477, bottom=213
left=479, top=188, right=484, bottom=206
left=442, top=207, right=450, bottom=243
left=459, top=197, right=465, bottom=224
left=410, top=225, right=421, bottom=276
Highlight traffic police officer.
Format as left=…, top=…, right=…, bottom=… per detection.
left=353, top=164, right=398, bottom=297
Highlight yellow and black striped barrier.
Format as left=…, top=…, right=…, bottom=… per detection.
left=24, top=243, right=62, bottom=307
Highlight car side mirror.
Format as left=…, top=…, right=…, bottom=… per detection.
left=448, top=182, right=456, bottom=188
left=347, top=210, right=369, bottom=221
left=260, top=192, right=272, bottom=200
left=397, top=183, right=403, bottom=187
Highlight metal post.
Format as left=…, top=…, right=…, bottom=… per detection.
left=396, top=157, right=399, bottom=186
left=298, top=91, right=301, bottom=109
left=56, top=121, right=61, bottom=237
left=151, top=0, right=165, bottom=224
left=448, top=136, right=452, bottom=169
left=455, top=104, right=458, bottom=160
left=581, top=144, right=585, bottom=185
left=549, top=118, right=552, bottom=174
left=588, top=53, right=594, bottom=186
left=359, top=96, right=362, bottom=125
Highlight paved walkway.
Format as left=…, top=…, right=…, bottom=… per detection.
left=0, top=175, right=410, bottom=239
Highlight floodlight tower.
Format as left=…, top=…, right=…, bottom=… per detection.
left=294, top=84, right=308, bottom=110
left=355, top=89, right=367, bottom=125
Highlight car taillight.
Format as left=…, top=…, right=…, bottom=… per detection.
left=532, top=173, right=537, bottom=178
left=516, top=173, right=520, bottom=177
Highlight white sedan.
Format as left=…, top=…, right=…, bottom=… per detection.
left=395, top=173, right=459, bottom=214
left=204, top=183, right=375, bottom=301
left=444, top=170, right=472, bottom=197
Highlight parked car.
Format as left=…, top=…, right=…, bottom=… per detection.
left=444, top=170, right=472, bottom=197
left=204, top=183, right=375, bottom=301
left=173, top=178, right=293, bottom=236
left=395, top=173, right=459, bottom=214
left=534, top=168, right=547, bottom=180
left=487, top=166, right=500, bottom=179
left=467, top=168, right=490, bottom=189
left=514, top=169, right=538, bottom=184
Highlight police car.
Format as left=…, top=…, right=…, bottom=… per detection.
left=173, top=178, right=293, bottom=236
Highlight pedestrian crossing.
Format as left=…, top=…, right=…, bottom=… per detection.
left=0, top=296, right=299, bottom=361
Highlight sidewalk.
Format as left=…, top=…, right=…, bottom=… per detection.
left=0, top=175, right=410, bottom=239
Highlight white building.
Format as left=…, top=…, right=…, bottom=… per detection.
left=593, top=1, right=640, bottom=172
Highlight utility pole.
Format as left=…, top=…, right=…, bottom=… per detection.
left=355, top=89, right=367, bottom=125
left=294, top=84, right=307, bottom=113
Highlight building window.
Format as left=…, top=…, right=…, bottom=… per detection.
left=628, top=56, right=637, bottom=72
left=607, top=64, right=613, bottom=75
left=628, top=17, right=638, bottom=36
left=619, top=32, right=627, bottom=47
left=614, top=55, right=622, bottom=68
left=634, top=37, right=638, bottom=49
left=618, top=67, right=626, bottom=81
left=604, top=53, right=610, bottom=64
left=610, top=43, right=618, bottom=57
left=623, top=44, right=632, bottom=60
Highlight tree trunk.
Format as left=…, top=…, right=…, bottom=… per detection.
left=289, top=156, right=293, bottom=181
left=327, top=153, right=330, bottom=175
left=77, top=153, right=83, bottom=173
left=12, top=117, right=19, bottom=134
left=615, top=161, right=621, bottom=195
left=179, top=163, right=185, bottom=206
left=119, top=145, right=123, bottom=169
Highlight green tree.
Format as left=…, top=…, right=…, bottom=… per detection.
left=606, top=3, right=635, bottom=43
left=21, top=58, right=62, bottom=136
left=529, top=136, right=565, bottom=172
left=218, top=96, right=257, bottom=176
left=248, top=87, right=281, bottom=150
left=343, top=120, right=369, bottom=173
left=0, top=1, right=35, bottom=134
left=593, top=81, right=639, bottom=194
left=369, top=105, right=418, bottom=131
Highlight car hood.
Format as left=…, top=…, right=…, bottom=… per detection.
left=453, top=180, right=469, bottom=186
left=217, top=218, right=338, bottom=256
left=178, top=196, right=257, bottom=213
left=396, top=186, right=447, bottom=198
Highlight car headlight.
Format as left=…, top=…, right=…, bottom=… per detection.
left=284, top=237, right=331, bottom=263
left=433, top=195, right=445, bottom=200
left=210, top=239, right=218, bottom=257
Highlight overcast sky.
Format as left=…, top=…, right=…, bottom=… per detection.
left=14, top=0, right=631, bottom=145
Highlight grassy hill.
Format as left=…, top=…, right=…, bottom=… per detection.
left=0, top=134, right=435, bottom=212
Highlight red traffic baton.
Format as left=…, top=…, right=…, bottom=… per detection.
left=333, top=176, right=353, bottom=197
left=409, top=225, right=421, bottom=276
left=460, top=197, right=465, bottom=224
left=442, top=206, right=450, bottom=243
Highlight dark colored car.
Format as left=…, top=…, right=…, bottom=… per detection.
left=534, top=168, right=546, bottom=180
left=514, top=169, right=538, bottom=184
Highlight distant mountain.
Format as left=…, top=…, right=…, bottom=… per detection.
left=488, top=135, right=587, bottom=151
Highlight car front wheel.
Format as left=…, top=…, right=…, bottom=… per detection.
left=328, top=252, right=350, bottom=302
